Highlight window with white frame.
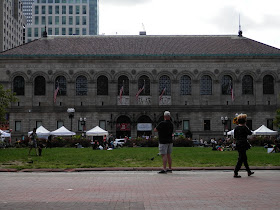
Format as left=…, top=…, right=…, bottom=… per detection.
left=57, top=121, right=63, bottom=129
left=15, top=121, right=21, bottom=131
left=99, top=120, right=106, bottom=130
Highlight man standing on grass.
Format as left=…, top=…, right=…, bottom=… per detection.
left=154, top=111, right=174, bottom=174
left=28, top=128, right=38, bottom=156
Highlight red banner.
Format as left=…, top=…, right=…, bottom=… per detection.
left=0, top=121, right=9, bottom=131
left=116, top=123, right=131, bottom=131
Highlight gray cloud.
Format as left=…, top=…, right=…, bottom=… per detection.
left=205, top=6, right=240, bottom=32
left=205, top=6, right=280, bottom=35
left=101, top=0, right=150, bottom=6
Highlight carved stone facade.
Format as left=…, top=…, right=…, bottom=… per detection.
left=1, top=35, right=280, bottom=140
left=0, top=58, right=279, bottom=140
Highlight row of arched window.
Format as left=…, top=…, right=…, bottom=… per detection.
left=13, top=74, right=275, bottom=96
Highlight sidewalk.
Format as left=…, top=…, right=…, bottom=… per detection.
left=0, top=170, right=280, bottom=209
left=0, top=166, right=280, bottom=172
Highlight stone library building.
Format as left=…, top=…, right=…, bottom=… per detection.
left=1, top=33, right=280, bottom=140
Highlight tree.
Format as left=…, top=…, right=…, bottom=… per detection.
left=0, top=84, right=18, bottom=122
left=273, top=109, right=280, bottom=131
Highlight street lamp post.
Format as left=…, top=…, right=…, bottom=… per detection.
left=67, top=108, right=75, bottom=131
left=174, top=113, right=182, bottom=128
left=79, top=117, right=86, bottom=135
left=221, top=116, right=229, bottom=136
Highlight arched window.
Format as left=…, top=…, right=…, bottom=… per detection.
left=263, top=75, right=274, bottom=94
left=242, top=75, right=253, bottom=94
left=221, top=75, right=232, bottom=95
left=137, top=115, right=152, bottom=123
left=138, top=75, right=150, bottom=95
left=180, top=75, right=191, bottom=95
left=200, top=75, right=212, bottom=95
left=118, top=75, right=129, bottom=96
left=13, top=76, right=25, bottom=95
left=76, top=76, right=87, bottom=96
left=97, top=75, right=108, bottom=95
left=159, top=75, right=171, bottom=96
left=55, top=76, right=66, bottom=95
left=34, top=76, right=46, bottom=95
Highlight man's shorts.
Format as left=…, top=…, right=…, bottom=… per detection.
left=29, top=141, right=37, bottom=148
left=159, top=143, right=173, bottom=155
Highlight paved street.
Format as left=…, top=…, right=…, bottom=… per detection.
left=0, top=170, right=280, bottom=209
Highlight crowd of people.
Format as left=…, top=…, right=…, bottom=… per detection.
left=90, top=134, right=125, bottom=150
left=191, top=137, right=236, bottom=151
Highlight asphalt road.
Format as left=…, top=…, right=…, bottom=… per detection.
left=0, top=170, right=279, bottom=209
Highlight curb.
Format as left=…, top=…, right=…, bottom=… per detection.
left=1, top=166, right=280, bottom=173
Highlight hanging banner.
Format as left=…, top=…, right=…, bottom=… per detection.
left=137, top=123, right=152, bottom=131
left=116, top=123, right=131, bottom=131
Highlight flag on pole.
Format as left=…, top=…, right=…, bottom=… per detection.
left=119, top=85, right=124, bottom=103
left=54, top=83, right=59, bottom=103
left=135, top=84, right=145, bottom=100
left=159, top=87, right=166, bottom=101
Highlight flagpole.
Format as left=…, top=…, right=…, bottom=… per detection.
left=136, top=79, right=145, bottom=100
left=159, top=87, right=166, bottom=101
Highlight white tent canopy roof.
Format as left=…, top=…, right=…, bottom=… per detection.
left=86, top=126, right=108, bottom=136
left=50, top=126, right=76, bottom=136
left=227, top=129, right=234, bottom=136
left=253, top=125, right=278, bottom=135
left=0, top=129, right=11, bottom=138
left=28, top=125, right=50, bottom=137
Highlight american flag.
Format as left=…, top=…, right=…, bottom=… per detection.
left=119, top=85, right=124, bottom=103
left=135, top=84, right=145, bottom=100
left=159, top=87, right=166, bottom=101
left=54, top=83, right=59, bottom=103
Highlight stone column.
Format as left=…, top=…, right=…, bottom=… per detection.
left=151, top=79, right=158, bottom=106
left=171, top=80, right=179, bottom=105
left=110, top=80, right=118, bottom=105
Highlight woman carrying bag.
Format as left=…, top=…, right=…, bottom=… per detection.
left=233, top=114, right=254, bottom=178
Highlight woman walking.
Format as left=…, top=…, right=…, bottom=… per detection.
left=233, top=114, right=254, bottom=178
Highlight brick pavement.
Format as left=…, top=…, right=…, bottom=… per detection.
left=0, top=170, right=280, bottom=209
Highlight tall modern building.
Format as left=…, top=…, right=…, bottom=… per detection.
left=0, top=0, right=26, bottom=52
left=25, top=0, right=99, bottom=43
left=21, top=0, right=35, bottom=25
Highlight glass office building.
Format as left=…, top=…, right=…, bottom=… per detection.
left=21, top=0, right=34, bottom=25
left=0, top=0, right=25, bottom=51
left=25, top=0, right=99, bottom=42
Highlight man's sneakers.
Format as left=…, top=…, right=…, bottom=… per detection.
left=158, top=170, right=167, bottom=174
left=158, top=169, right=172, bottom=174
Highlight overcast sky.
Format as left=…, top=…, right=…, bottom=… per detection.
left=99, top=0, right=280, bottom=49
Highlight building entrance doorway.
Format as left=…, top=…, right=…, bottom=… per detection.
left=116, top=115, right=131, bottom=138
left=137, top=115, right=152, bottom=137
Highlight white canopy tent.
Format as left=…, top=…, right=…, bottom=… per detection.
left=253, top=125, right=278, bottom=135
left=0, top=129, right=11, bottom=138
left=227, top=129, right=234, bottom=136
left=50, top=126, right=76, bottom=136
left=86, top=126, right=108, bottom=136
left=28, top=125, right=50, bottom=139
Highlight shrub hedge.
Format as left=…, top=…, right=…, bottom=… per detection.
left=14, top=135, right=277, bottom=148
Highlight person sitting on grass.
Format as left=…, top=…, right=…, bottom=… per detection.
left=270, top=140, right=280, bottom=153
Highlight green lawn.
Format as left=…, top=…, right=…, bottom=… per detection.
left=0, top=147, right=279, bottom=170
